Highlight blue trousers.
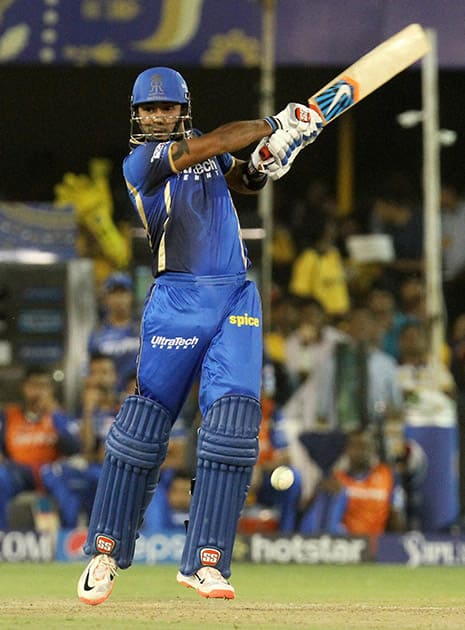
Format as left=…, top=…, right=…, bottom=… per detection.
left=137, top=272, right=263, bottom=415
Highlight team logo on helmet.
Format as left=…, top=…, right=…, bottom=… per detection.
left=148, top=74, right=165, bottom=99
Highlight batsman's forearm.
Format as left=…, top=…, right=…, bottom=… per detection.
left=172, top=119, right=274, bottom=172
left=210, top=120, right=274, bottom=153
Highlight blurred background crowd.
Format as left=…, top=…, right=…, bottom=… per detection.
left=1, top=162, right=464, bottom=542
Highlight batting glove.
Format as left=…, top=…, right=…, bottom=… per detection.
left=251, top=128, right=303, bottom=181
left=265, top=103, right=323, bottom=142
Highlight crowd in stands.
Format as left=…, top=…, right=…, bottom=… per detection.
left=1, top=171, right=465, bottom=541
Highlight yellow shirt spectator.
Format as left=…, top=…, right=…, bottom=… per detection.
left=289, top=246, right=349, bottom=316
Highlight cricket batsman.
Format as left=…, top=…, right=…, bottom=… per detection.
left=77, top=66, right=323, bottom=604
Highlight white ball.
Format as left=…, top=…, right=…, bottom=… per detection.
left=270, top=466, right=295, bottom=491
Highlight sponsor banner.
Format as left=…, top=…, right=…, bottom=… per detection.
left=134, top=533, right=186, bottom=565
left=0, top=530, right=54, bottom=562
left=376, top=532, right=465, bottom=567
left=56, top=530, right=371, bottom=565
left=0, top=202, right=76, bottom=259
left=56, top=528, right=186, bottom=564
left=234, top=533, right=371, bottom=564
left=0, top=1, right=463, bottom=68
left=17, top=528, right=465, bottom=567
left=56, top=527, right=88, bottom=562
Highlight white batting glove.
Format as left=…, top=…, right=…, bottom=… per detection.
left=251, top=128, right=302, bottom=181
left=265, top=103, right=324, bottom=145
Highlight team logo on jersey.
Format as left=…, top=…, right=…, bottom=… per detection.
left=229, top=313, right=260, bottom=328
left=182, top=158, right=220, bottom=180
left=200, top=547, right=221, bottom=566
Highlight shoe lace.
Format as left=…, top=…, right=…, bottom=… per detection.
left=95, top=555, right=118, bottom=579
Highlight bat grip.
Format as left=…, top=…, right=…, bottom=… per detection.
left=259, top=146, right=271, bottom=160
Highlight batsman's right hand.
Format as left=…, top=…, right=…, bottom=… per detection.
left=265, top=102, right=323, bottom=141
left=251, top=128, right=302, bottom=181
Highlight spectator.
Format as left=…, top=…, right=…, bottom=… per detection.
left=265, top=288, right=298, bottom=365
left=441, top=182, right=465, bottom=331
left=300, top=429, right=405, bottom=536
left=397, top=321, right=454, bottom=396
left=284, top=296, right=346, bottom=390
left=318, top=306, right=403, bottom=432
left=289, top=179, right=338, bottom=252
left=87, top=272, right=140, bottom=393
left=289, top=211, right=350, bottom=319
left=41, top=354, right=119, bottom=528
left=398, top=275, right=426, bottom=322
left=367, top=285, right=416, bottom=361
left=264, top=289, right=298, bottom=405
left=282, top=297, right=347, bottom=435
left=397, top=276, right=450, bottom=366
left=271, top=185, right=298, bottom=289
left=54, top=157, right=132, bottom=289
left=368, top=175, right=424, bottom=291
left=0, top=367, right=80, bottom=530
left=80, top=353, right=120, bottom=463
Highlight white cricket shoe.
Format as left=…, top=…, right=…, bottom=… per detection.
left=177, top=566, right=235, bottom=599
left=77, top=554, right=118, bottom=605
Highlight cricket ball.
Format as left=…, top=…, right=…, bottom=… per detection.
left=270, top=465, right=295, bottom=491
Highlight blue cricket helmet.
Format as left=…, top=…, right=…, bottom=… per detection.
left=131, top=67, right=190, bottom=107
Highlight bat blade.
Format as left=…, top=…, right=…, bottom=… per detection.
left=310, top=23, right=430, bottom=125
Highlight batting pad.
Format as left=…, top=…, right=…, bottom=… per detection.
left=84, top=395, right=172, bottom=568
left=180, top=395, right=261, bottom=578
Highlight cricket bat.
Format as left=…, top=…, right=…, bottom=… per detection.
left=309, top=23, right=430, bottom=125
left=259, top=24, right=429, bottom=163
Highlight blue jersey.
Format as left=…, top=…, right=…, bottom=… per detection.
left=122, top=132, right=250, bottom=277
left=122, top=133, right=263, bottom=418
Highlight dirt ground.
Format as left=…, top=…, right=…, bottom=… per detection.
left=1, top=599, right=465, bottom=630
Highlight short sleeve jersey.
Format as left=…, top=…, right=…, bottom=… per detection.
left=123, top=132, right=250, bottom=277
